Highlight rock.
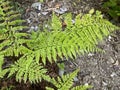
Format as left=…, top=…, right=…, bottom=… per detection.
left=110, top=72, right=117, bottom=77
left=31, top=2, right=42, bottom=11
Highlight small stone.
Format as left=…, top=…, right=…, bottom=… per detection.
left=26, top=19, right=31, bottom=23
left=88, top=53, right=94, bottom=56
left=34, top=26, right=38, bottom=31
left=59, top=6, right=67, bottom=12
left=59, top=69, right=64, bottom=76
left=92, top=75, right=95, bottom=79
left=108, top=35, right=112, bottom=41
left=73, top=76, right=79, bottom=82
left=84, top=83, right=89, bottom=86
left=110, top=57, right=115, bottom=64
left=110, top=72, right=117, bottom=77
left=31, top=2, right=42, bottom=11
left=38, top=13, right=41, bottom=16
left=41, top=12, right=49, bottom=15
left=54, top=6, right=68, bottom=14
left=107, top=57, right=115, bottom=64
left=30, top=26, right=35, bottom=30
left=114, top=60, right=119, bottom=66
left=69, top=65, right=73, bottom=68
left=102, top=81, right=107, bottom=86
left=27, top=26, right=34, bottom=33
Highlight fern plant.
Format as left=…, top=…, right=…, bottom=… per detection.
left=6, top=55, right=50, bottom=83
left=0, top=0, right=31, bottom=80
left=46, top=69, right=92, bottom=90
left=0, top=0, right=28, bottom=56
left=0, top=0, right=120, bottom=89
left=103, top=0, right=120, bottom=20
left=26, top=11, right=119, bottom=65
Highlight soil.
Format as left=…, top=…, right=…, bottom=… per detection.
left=65, top=30, right=120, bottom=90
left=0, top=0, right=120, bottom=90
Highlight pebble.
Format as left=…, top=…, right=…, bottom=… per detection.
left=26, top=18, right=31, bottom=24
left=107, top=57, right=115, bottom=64
left=102, top=81, right=108, bottom=86
left=31, top=2, right=42, bottom=11
left=34, top=26, right=39, bottom=31
left=108, top=35, right=112, bottom=41
left=41, top=11, right=49, bottom=15
left=59, top=69, right=64, bottom=76
left=114, top=60, right=119, bottom=66
left=92, top=75, right=95, bottom=79
left=73, top=76, right=79, bottom=82
left=84, top=83, right=89, bottom=86
left=88, top=53, right=94, bottom=56
left=110, top=72, right=117, bottom=77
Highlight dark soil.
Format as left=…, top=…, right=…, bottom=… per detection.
left=0, top=0, right=120, bottom=90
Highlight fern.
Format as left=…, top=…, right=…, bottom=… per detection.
left=7, top=56, right=50, bottom=83
left=46, top=69, right=92, bottom=90
left=52, top=12, right=62, bottom=31
left=26, top=11, right=119, bottom=64
left=0, top=55, right=9, bottom=78
left=0, top=0, right=119, bottom=88
left=0, top=0, right=28, bottom=56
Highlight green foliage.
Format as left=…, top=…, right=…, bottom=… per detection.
left=0, top=55, right=4, bottom=72
left=7, top=56, right=50, bottom=83
left=0, top=55, right=8, bottom=78
left=0, top=0, right=119, bottom=89
left=26, top=11, right=119, bottom=65
left=0, top=0, right=28, bottom=56
left=46, top=69, right=92, bottom=90
left=103, top=0, right=120, bottom=20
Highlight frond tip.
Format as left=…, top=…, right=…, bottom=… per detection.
left=46, top=69, right=92, bottom=90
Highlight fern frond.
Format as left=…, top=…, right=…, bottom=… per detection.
left=0, top=69, right=9, bottom=78
left=51, top=12, right=62, bottom=31
left=0, top=0, right=29, bottom=56
left=26, top=11, right=119, bottom=64
left=0, top=55, right=4, bottom=72
left=63, top=13, right=73, bottom=30
left=46, top=69, right=92, bottom=90
left=7, top=56, right=50, bottom=83
left=0, top=55, right=9, bottom=78
left=47, top=69, right=79, bottom=90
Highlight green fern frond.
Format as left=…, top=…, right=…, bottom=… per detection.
left=0, top=2, right=119, bottom=86
left=0, top=69, right=9, bottom=78
left=7, top=56, right=50, bottom=83
left=46, top=69, right=92, bottom=90
left=0, top=0, right=28, bottom=56
left=26, top=11, right=119, bottom=64
left=52, top=12, right=62, bottom=31
left=63, top=13, right=73, bottom=30
left=0, top=55, right=4, bottom=72
left=0, top=55, right=9, bottom=78
left=46, top=69, right=79, bottom=90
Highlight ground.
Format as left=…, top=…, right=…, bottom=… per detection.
left=0, top=0, right=120, bottom=90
